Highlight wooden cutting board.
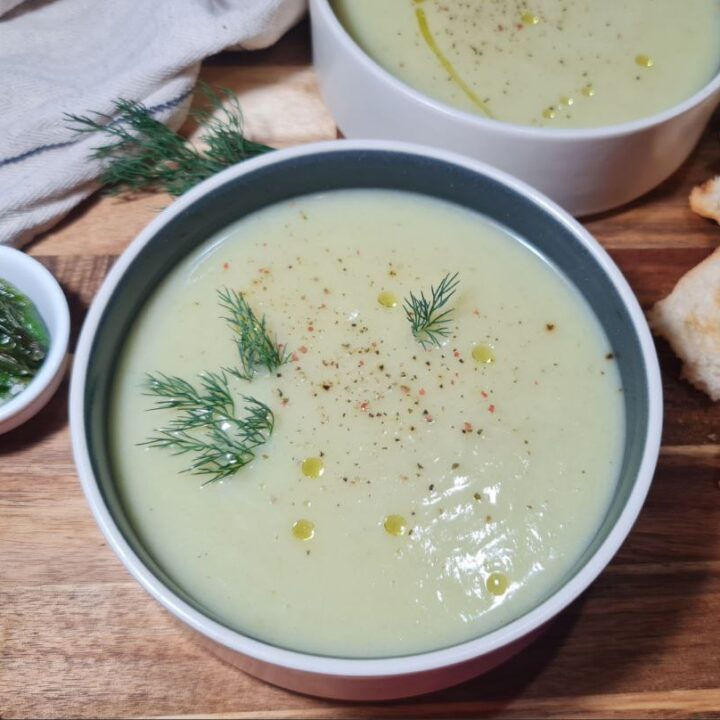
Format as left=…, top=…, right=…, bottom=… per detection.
left=2, top=21, right=719, bottom=720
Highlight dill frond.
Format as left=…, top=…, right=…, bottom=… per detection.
left=143, top=371, right=274, bottom=484
left=65, top=84, right=273, bottom=197
left=218, top=288, right=290, bottom=380
left=141, top=288, right=289, bottom=483
left=403, top=272, right=460, bottom=348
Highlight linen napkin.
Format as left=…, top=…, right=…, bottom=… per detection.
left=0, top=0, right=306, bottom=248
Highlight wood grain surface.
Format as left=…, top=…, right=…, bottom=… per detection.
left=2, top=20, right=720, bottom=720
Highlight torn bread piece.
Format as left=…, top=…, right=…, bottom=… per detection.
left=649, top=246, right=720, bottom=401
left=690, top=176, right=720, bottom=224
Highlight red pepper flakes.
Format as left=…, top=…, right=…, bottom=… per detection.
left=307, top=325, right=315, bottom=332
left=463, top=421, right=473, bottom=433
left=481, top=391, right=488, bottom=399
left=488, top=404, right=496, bottom=414
left=299, top=346, right=308, bottom=354
left=281, top=398, right=289, bottom=406
left=425, top=414, right=433, bottom=423
left=473, top=309, right=480, bottom=316
left=223, top=262, right=230, bottom=270
left=453, top=351, right=460, bottom=358
left=358, top=360, right=365, bottom=367
left=291, top=352, right=299, bottom=362
left=359, top=401, right=369, bottom=412
left=419, top=388, right=426, bottom=396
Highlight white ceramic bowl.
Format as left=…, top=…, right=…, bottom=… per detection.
left=310, top=0, right=720, bottom=216
left=0, top=247, right=70, bottom=434
left=70, top=141, right=663, bottom=700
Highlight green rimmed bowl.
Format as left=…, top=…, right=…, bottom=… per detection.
left=70, top=141, right=662, bottom=700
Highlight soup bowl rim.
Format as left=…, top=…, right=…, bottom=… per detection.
left=311, top=0, right=720, bottom=140
left=70, top=139, right=663, bottom=678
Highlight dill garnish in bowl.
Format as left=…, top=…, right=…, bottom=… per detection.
left=404, top=272, right=460, bottom=348
left=141, top=288, right=290, bottom=483
left=0, top=279, right=49, bottom=405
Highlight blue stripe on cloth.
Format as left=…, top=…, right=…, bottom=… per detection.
left=0, top=88, right=193, bottom=169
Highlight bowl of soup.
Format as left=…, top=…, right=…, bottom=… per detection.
left=310, top=0, right=720, bottom=216
left=70, top=141, right=662, bottom=700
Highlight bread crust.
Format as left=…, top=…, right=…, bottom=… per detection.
left=690, top=176, right=720, bottom=224
left=649, top=246, right=720, bottom=401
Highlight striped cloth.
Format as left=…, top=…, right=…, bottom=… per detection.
left=0, top=0, right=306, bottom=248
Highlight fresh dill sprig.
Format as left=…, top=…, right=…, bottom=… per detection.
left=218, top=288, right=290, bottom=380
left=141, top=289, right=288, bottom=483
left=142, top=371, right=274, bottom=484
left=65, top=83, right=273, bottom=197
left=403, top=272, right=460, bottom=348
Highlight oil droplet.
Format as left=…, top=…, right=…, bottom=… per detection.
left=301, top=457, right=325, bottom=478
left=377, top=291, right=398, bottom=308
left=292, top=519, right=315, bottom=541
left=542, top=107, right=556, bottom=120
left=472, top=344, right=496, bottom=364
left=581, top=84, right=595, bottom=97
left=486, top=572, right=508, bottom=596
left=560, top=96, right=574, bottom=107
left=384, top=514, right=407, bottom=536
left=521, top=12, right=540, bottom=25
left=635, top=54, right=654, bottom=68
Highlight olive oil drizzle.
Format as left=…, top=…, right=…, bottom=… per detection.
left=413, top=0, right=494, bottom=118
left=301, top=457, right=325, bottom=478
left=292, top=519, right=315, bottom=540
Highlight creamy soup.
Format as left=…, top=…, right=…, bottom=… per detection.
left=111, top=190, right=624, bottom=657
left=332, top=0, right=720, bottom=128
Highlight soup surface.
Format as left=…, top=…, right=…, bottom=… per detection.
left=112, top=190, right=624, bottom=657
left=332, top=0, right=720, bottom=128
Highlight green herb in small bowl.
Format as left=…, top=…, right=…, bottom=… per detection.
left=0, top=247, right=70, bottom=434
left=0, top=278, right=50, bottom=405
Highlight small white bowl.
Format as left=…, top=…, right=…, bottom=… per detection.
left=0, top=247, right=70, bottom=434
left=310, top=0, right=720, bottom=216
